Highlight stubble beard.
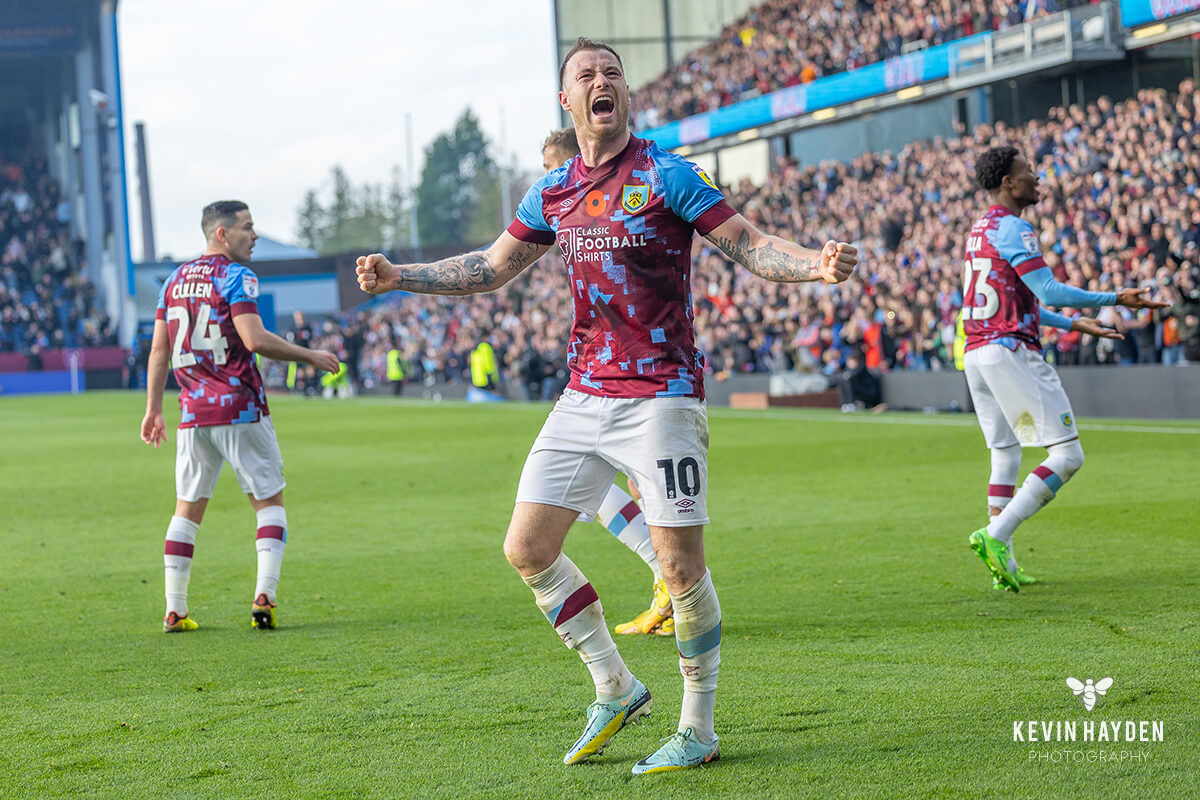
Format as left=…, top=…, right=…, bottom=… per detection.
left=576, top=106, right=629, bottom=151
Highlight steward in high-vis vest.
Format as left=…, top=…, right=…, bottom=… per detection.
left=387, top=348, right=407, bottom=395
left=470, top=341, right=499, bottom=391
left=320, top=361, right=351, bottom=398
left=954, top=312, right=966, bottom=371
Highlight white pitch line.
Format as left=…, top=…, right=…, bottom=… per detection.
left=300, top=396, right=1200, bottom=435
left=707, top=408, right=1200, bottom=435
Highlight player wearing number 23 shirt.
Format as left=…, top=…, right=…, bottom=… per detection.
left=961, top=147, right=1167, bottom=596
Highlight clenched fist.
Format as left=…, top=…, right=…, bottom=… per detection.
left=818, top=241, right=857, bottom=284
left=356, top=253, right=397, bottom=294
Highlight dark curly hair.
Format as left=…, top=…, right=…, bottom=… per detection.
left=975, top=146, right=1019, bottom=191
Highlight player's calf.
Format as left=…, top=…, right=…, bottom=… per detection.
left=671, top=570, right=721, bottom=744
left=983, top=439, right=1085, bottom=566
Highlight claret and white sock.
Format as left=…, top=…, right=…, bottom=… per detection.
left=524, top=553, right=633, bottom=699
left=672, top=569, right=721, bottom=743
left=254, top=505, right=288, bottom=603
left=164, top=515, right=198, bottom=617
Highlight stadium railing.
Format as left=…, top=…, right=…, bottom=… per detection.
left=638, top=3, right=1119, bottom=152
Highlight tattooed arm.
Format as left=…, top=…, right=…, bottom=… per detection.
left=356, top=232, right=550, bottom=296
left=703, top=213, right=857, bottom=284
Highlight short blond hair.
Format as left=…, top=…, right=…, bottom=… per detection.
left=542, top=127, right=580, bottom=158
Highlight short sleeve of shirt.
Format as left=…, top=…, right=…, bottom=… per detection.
left=993, top=216, right=1047, bottom=275
left=154, top=274, right=171, bottom=321
left=650, top=146, right=736, bottom=234
left=221, top=263, right=261, bottom=317
left=506, top=172, right=558, bottom=245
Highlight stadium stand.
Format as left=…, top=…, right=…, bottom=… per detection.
left=630, top=0, right=1094, bottom=129
left=294, top=77, right=1198, bottom=396
left=0, top=154, right=117, bottom=355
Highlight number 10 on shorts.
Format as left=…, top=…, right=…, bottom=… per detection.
left=657, top=457, right=701, bottom=500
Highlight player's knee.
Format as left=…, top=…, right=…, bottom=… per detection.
left=502, top=531, right=556, bottom=575
left=656, top=553, right=703, bottom=595
left=1047, top=439, right=1085, bottom=482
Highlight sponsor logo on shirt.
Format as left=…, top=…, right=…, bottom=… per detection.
left=1020, top=229, right=1039, bottom=253
left=558, top=225, right=648, bottom=263
left=691, top=164, right=718, bottom=190
left=622, top=184, right=649, bottom=215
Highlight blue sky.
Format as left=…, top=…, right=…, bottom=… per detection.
left=119, top=0, right=560, bottom=259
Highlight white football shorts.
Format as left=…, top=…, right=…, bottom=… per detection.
left=176, top=416, right=286, bottom=501
left=516, top=388, right=709, bottom=527
left=964, top=344, right=1077, bottom=449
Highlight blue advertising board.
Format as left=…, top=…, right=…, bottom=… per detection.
left=0, top=371, right=79, bottom=396
left=638, top=33, right=989, bottom=150
left=1119, top=0, right=1200, bottom=28
left=0, top=17, right=81, bottom=56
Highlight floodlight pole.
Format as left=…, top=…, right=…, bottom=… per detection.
left=406, top=112, right=422, bottom=262
left=499, top=106, right=512, bottom=229
left=134, top=122, right=156, bottom=262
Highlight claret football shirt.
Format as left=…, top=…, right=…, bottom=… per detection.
left=507, top=135, right=735, bottom=399
left=962, top=206, right=1045, bottom=353
left=156, top=255, right=269, bottom=428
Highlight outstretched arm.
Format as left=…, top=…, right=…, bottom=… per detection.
left=1038, top=306, right=1123, bottom=340
left=702, top=212, right=856, bottom=284
left=357, top=232, right=550, bottom=296
left=1021, top=268, right=1170, bottom=311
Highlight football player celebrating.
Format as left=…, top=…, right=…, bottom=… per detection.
left=543, top=126, right=672, bottom=638
left=357, top=39, right=856, bottom=773
left=962, top=147, right=1166, bottom=590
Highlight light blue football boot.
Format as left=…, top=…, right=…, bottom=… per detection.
left=632, top=727, right=720, bottom=775
left=562, top=678, right=652, bottom=765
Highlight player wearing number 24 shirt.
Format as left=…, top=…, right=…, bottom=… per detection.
left=961, top=146, right=1167, bottom=593
left=141, top=201, right=338, bottom=635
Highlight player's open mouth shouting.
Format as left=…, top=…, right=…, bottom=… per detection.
left=591, top=93, right=616, bottom=121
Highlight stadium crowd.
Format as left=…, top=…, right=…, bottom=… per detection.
left=631, top=0, right=1089, bottom=129
left=279, top=79, right=1200, bottom=397
left=0, top=154, right=117, bottom=355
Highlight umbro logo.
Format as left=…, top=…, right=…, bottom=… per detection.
left=675, top=499, right=696, bottom=509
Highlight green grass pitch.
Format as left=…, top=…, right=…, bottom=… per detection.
left=2, top=392, right=1197, bottom=798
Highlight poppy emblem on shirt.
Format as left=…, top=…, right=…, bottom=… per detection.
left=621, top=184, right=649, bottom=215
left=584, top=190, right=607, bottom=217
